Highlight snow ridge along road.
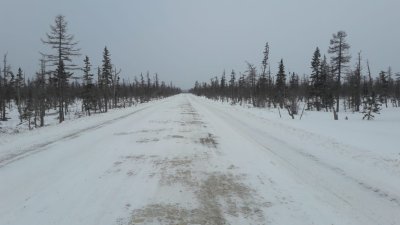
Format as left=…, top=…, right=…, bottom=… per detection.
left=0, top=94, right=398, bottom=225
left=0, top=104, right=154, bottom=168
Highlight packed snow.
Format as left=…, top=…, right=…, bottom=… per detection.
left=0, top=94, right=399, bottom=225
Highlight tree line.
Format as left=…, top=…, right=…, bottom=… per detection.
left=0, top=15, right=180, bottom=129
left=191, top=31, right=399, bottom=120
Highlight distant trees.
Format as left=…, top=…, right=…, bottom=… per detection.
left=34, top=58, right=47, bottom=127
left=0, top=15, right=181, bottom=130
left=246, top=63, right=257, bottom=106
left=15, top=67, right=25, bottom=121
left=220, top=71, right=226, bottom=102
left=229, top=70, right=236, bottom=103
left=191, top=31, right=398, bottom=120
left=395, top=73, right=400, bottom=106
left=0, top=53, right=14, bottom=121
left=20, top=81, right=34, bottom=129
left=377, top=70, right=390, bottom=108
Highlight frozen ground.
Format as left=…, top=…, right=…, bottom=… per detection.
left=0, top=94, right=399, bottom=225
left=0, top=100, right=86, bottom=134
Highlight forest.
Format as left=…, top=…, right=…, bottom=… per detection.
left=0, top=15, right=180, bottom=129
left=1, top=16, right=399, bottom=132
left=191, top=31, right=399, bottom=120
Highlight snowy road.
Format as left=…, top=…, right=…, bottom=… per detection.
left=0, top=94, right=399, bottom=225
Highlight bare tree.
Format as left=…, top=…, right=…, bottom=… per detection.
left=111, top=65, right=121, bottom=108
left=328, top=31, right=351, bottom=113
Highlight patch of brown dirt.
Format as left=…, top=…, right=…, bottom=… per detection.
left=128, top=170, right=267, bottom=224
left=129, top=204, right=204, bottom=225
left=199, top=133, right=218, bottom=148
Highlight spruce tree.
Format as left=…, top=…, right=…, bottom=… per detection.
left=320, top=55, right=332, bottom=110
left=310, top=47, right=322, bottom=110
left=82, top=56, right=94, bottom=115
left=101, top=47, right=112, bottom=112
left=275, top=59, right=286, bottom=108
left=261, top=42, right=270, bottom=76
left=362, top=92, right=381, bottom=120
left=41, top=15, right=80, bottom=123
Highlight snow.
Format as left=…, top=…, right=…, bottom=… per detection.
left=0, top=100, right=85, bottom=134
left=0, top=94, right=399, bottom=225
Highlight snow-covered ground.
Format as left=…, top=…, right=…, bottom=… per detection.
left=0, top=100, right=86, bottom=134
left=0, top=94, right=399, bottom=225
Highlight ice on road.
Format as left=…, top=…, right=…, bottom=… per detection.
left=0, top=94, right=399, bottom=225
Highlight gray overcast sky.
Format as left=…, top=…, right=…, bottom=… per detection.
left=1, top=0, right=399, bottom=89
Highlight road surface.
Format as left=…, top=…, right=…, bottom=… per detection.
left=0, top=94, right=399, bottom=225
